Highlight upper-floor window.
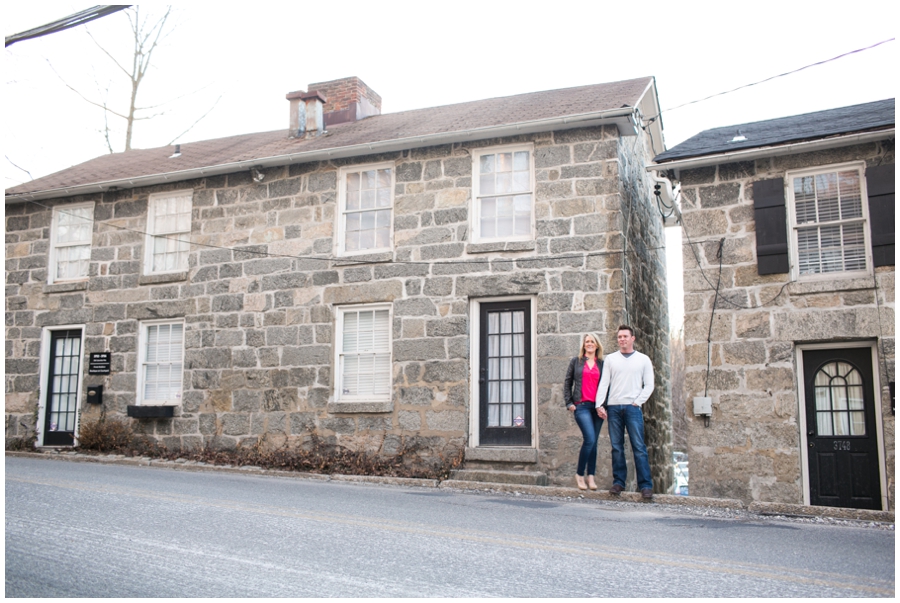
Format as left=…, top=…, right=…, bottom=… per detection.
left=472, top=144, right=534, bottom=243
left=49, top=202, right=94, bottom=283
left=145, top=191, right=192, bottom=274
left=137, top=320, right=184, bottom=405
left=334, top=304, right=392, bottom=402
left=337, top=163, right=394, bottom=256
left=787, top=163, right=871, bottom=280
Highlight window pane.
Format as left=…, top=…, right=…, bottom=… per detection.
left=488, top=402, right=499, bottom=427
left=513, top=151, right=529, bottom=171
left=838, top=171, right=862, bottom=219
left=480, top=174, right=495, bottom=195
left=500, top=403, right=512, bottom=426
left=377, top=169, right=391, bottom=188
left=850, top=411, right=865, bottom=435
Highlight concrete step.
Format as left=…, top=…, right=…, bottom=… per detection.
left=450, top=469, right=548, bottom=486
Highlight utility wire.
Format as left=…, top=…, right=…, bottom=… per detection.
left=5, top=6, right=130, bottom=47
left=644, top=37, right=895, bottom=123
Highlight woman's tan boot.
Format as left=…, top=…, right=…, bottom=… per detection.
left=587, top=475, right=598, bottom=490
left=575, top=475, right=587, bottom=490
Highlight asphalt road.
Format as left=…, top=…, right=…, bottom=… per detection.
left=5, top=457, right=895, bottom=597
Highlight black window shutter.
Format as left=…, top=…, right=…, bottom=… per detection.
left=753, top=178, right=789, bottom=275
left=866, top=164, right=895, bottom=267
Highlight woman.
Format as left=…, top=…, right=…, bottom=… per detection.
left=564, top=333, right=608, bottom=490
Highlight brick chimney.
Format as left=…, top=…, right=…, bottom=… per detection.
left=306, top=76, right=381, bottom=126
left=286, top=90, right=327, bottom=138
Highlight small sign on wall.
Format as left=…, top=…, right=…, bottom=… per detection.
left=88, top=352, right=111, bottom=375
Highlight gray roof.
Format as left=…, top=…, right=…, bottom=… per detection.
left=7, top=77, right=655, bottom=201
left=653, top=99, right=894, bottom=163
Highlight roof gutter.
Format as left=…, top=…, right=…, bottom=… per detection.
left=6, top=106, right=638, bottom=204
left=645, top=128, right=894, bottom=173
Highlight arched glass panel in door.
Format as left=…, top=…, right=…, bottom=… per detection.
left=814, top=361, right=865, bottom=437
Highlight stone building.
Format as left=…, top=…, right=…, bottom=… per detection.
left=650, top=99, right=894, bottom=510
left=6, top=76, right=672, bottom=490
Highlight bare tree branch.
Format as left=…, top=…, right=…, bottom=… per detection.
left=55, top=6, right=222, bottom=154
left=45, top=58, right=131, bottom=120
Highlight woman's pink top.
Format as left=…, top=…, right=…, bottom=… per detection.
left=580, top=360, right=600, bottom=403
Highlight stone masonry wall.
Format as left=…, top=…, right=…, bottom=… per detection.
left=5, top=125, right=671, bottom=487
left=678, top=140, right=895, bottom=508
left=616, top=133, right=673, bottom=492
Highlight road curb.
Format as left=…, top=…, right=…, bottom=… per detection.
left=7, top=451, right=894, bottom=523
left=749, top=501, right=894, bottom=523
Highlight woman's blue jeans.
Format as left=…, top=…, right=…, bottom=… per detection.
left=573, top=404, right=604, bottom=476
left=607, top=404, right=653, bottom=490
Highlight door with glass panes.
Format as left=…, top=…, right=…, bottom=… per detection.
left=43, top=329, right=83, bottom=446
left=803, top=347, right=882, bottom=510
left=479, top=301, right=532, bottom=446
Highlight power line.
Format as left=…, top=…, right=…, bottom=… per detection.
left=645, top=38, right=895, bottom=123
left=5, top=5, right=130, bottom=48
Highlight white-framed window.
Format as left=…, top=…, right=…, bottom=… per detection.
left=472, top=144, right=534, bottom=243
left=334, top=304, right=392, bottom=402
left=49, top=202, right=94, bottom=283
left=786, top=162, right=871, bottom=280
left=145, top=190, right=193, bottom=274
left=336, top=163, right=394, bottom=256
left=137, top=320, right=184, bottom=405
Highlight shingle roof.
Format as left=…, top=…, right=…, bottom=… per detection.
left=7, top=77, right=653, bottom=199
left=653, top=99, right=895, bottom=163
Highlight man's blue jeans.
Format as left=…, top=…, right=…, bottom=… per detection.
left=573, top=404, right=604, bottom=476
left=607, top=404, right=653, bottom=490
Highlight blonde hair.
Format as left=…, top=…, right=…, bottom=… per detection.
left=578, top=333, right=603, bottom=360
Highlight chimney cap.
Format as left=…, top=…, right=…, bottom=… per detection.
left=285, top=90, right=328, bottom=103
left=299, top=90, right=327, bottom=103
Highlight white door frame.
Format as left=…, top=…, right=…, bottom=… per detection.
left=795, top=341, right=887, bottom=510
left=36, top=324, right=86, bottom=447
left=468, top=296, right=538, bottom=448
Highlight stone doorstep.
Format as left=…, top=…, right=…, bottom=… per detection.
left=7, top=452, right=895, bottom=524
left=450, top=469, right=549, bottom=486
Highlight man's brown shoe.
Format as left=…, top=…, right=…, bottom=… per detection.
left=641, top=488, right=653, bottom=500
left=609, top=484, right=624, bottom=495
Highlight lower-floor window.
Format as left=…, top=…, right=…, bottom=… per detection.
left=138, top=321, right=184, bottom=404
left=335, top=304, right=391, bottom=401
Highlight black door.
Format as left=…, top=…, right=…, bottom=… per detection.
left=803, top=347, right=882, bottom=510
left=43, top=329, right=83, bottom=446
left=479, top=301, right=532, bottom=446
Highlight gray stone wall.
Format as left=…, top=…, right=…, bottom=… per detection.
left=678, top=140, right=895, bottom=508
left=5, top=125, right=671, bottom=487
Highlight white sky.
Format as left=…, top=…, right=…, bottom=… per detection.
left=4, top=2, right=897, bottom=332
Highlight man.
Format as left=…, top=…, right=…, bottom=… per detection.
left=596, top=325, right=654, bottom=499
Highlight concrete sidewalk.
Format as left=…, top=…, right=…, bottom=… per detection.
left=7, top=450, right=894, bottom=524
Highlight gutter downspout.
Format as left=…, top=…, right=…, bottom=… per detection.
left=7, top=106, right=637, bottom=204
